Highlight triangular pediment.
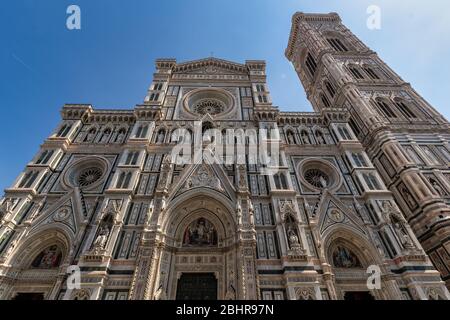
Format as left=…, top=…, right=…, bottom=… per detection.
left=173, top=58, right=248, bottom=75
left=29, top=188, right=87, bottom=236
left=315, top=190, right=366, bottom=237
left=169, top=161, right=236, bottom=202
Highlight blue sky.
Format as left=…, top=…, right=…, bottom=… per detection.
left=0, top=0, right=449, bottom=193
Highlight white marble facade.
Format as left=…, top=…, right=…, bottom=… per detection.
left=0, top=12, right=449, bottom=300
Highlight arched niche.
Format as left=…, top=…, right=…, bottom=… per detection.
left=30, top=245, right=63, bottom=269
left=162, top=194, right=237, bottom=249
left=182, top=217, right=218, bottom=247
left=324, top=230, right=386, bottom=300
left=5, top=229, right=71, bottom=300
left=9, top=228, right=71, bottom=269
left=324, top=230, right=377, bottom=270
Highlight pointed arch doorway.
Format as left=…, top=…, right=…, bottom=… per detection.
left=156, top=194, right=243, bottom=300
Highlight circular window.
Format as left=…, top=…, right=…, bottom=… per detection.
left=63, top=157, right=109, bottom=190
left=77, top=167, right=103, bottom=187
left=299, top=159, right=341, bottom=191
left=193, top=99, right=225, bottom=115
left=183, top=88, right=235, bottom=118
left=304, top=169, right=330, bottom=189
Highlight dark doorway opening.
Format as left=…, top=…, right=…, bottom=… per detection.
left=176, top=273, right=218, bottom=300
left=12, top=293, right=45, bottom=300
left=344, top=291, right=374, bottom=301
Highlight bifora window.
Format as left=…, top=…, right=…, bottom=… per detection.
left=305, top=53, right=317, bottom=77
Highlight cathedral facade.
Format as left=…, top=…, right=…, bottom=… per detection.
left=0, top=12, right=449, bottom=300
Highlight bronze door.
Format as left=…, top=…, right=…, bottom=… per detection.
left=176, top=273, right=218, bottom=300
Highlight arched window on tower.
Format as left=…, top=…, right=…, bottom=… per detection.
left=363, top=66, right=380, bottom=80
left=338, top=126, right=352, bottom=140
left=149, top=93, right=160, bottom=102
left=258, top=95, right=268, bottom=103
left=348, top=65, right=364, bottom=80
left=394, top=99, right=417, bottom=119
left=36, top=150, right=55, bottom=165
left=351, top=153, right=367, bottom=167
left=327, top=38, right=348, bottom=52
left=18, top=171, right=39, bottom=189
left=56, top=123, right=72, bottom=138
left=135, top=124, right=149, bottom=139
left=348, top=118, right=361, bottom=137
left=124, top=151, right=140, bottom=166
left=321, top=94, right=331, bottom=108
left=325, top=81, right=336, bottom=98
left=153, top=82, right=163, bottom=91
left=375, top=99, right=397, bottom=118
left=116, top=172, right=132, bottom=189
left=363, top=173, right=381, bottom=191
left=274, top=172, right=288, bottom=190
left=305, top=53, right=317, bottom=78
left=404, top=146, right=424, bottom=165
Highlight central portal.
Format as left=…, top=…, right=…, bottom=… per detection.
left=176, top=273, right=218, bottom=300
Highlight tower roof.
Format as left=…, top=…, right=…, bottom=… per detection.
left=285, top=12, right=341, bottom=60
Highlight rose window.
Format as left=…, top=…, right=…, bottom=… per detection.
left=304, top=169, right=330, bottom=189
left=77, top=167, right=103, bottom=187
left=184, top=89, right=234, bottom=118
left=62, top=156, right=109, bottom=190
left=193, top=99, right=225, bottom=115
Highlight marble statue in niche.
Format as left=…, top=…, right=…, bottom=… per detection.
left=288, top=227, right=300, bottom=247
left=92, top=225, right=110, bottom=252
left=183, top=218, right=217, bottom=246
left=100, top=128, right=111, bottom=143
left=287, top=131, right=295, bottom=144
left=381, top=201, right=414, bottom=249
left=115, top=129, right=126, bottom=143
left=301, top=130, right=310, bottom=144
left=84, top=128, right=97, bottom=143
left=0, top=199, right=13, bottom=220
